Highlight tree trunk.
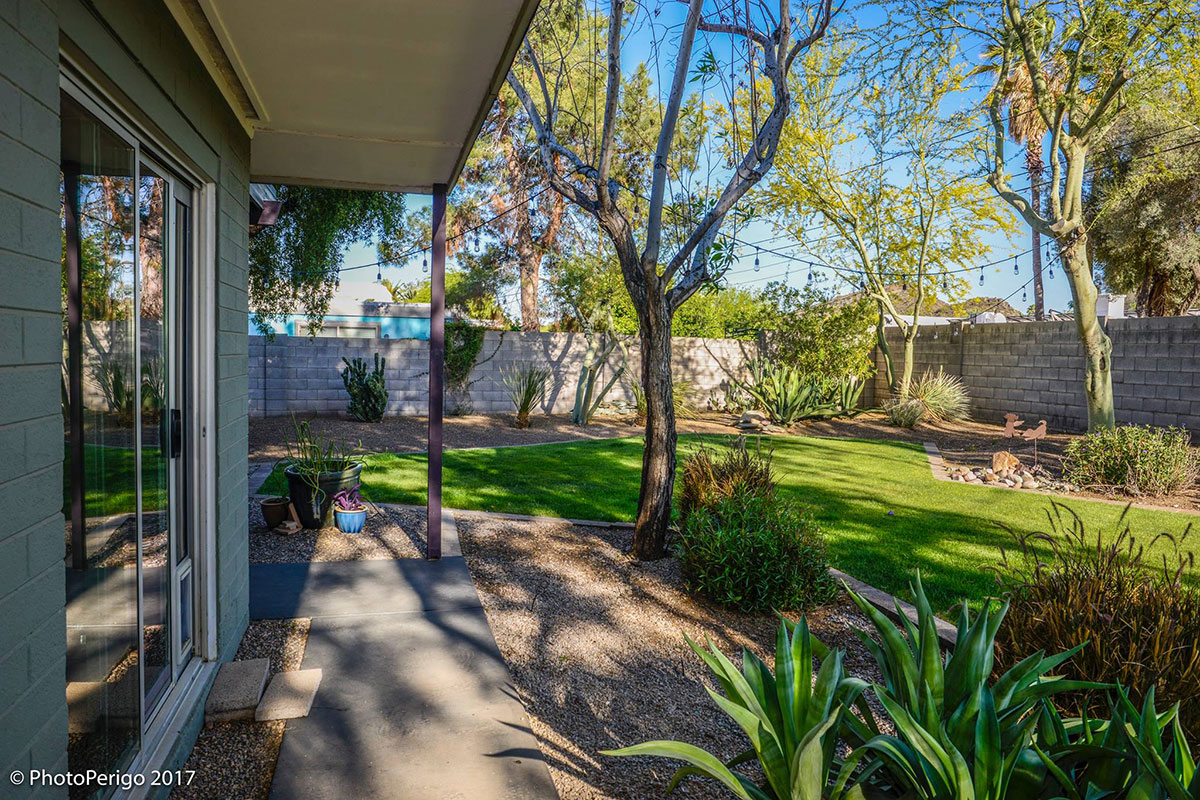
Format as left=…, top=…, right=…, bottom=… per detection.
left=630, top=292, right=676, bottom=560
left=517, top=237, right=540, bottom=332
left=1026, top=148, right=1045, bottom=320
left=875, top=305, right=898, bottom=394
left=1062, top=240, right=1115, bottom=430
left=898, top=331, right=916, bottom=398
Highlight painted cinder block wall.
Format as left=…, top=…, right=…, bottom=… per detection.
left=249, top=332, right=760, bottom=417
left=0, top=0, right=72, bottom=791
left=1, top=0, right=253, bottom=794
left=869, top=316, right=1200, bottom=432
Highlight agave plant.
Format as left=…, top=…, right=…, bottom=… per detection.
left=602, top=618, right=872, bottom=799
left=1034, top=686, right=1199, bottom=800
left=739, top=361, right=835, bottom=427
left=834, top=576, right=1106, bottom=799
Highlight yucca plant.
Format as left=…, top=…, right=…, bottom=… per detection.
left=603, top=618, right=872, bottom=799
left=883, top=397, right=925, bottom=428
left=910, top=368, right=970, bottom=422
left=501, top=363, right=551, bottom=429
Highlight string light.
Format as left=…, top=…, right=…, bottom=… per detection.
left=376, top=267, right=382, bottom=282
left=422, top=252, right=429, bottom=273
left=1013, top=255, right=1019, bottom=276
left=807, top=268, right=813, bottom=283
left=978, top=271, right=984, bottom=286
left=1022, top=286, right=1028, bottom=303
left=754, top=247, right=761, bottom=272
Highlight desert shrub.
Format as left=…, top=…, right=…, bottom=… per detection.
left=677, top=437, right=775, bottom=520
left=883, top=397, right=925, bottom=428
left=341, top=353, right=388, bottom=422
left=909, top=367, right=969, bottom=421
left=994, top=503, right=1200, bottom=734
left=501, top=363, right=550, bottom=429
left=760, top=282, right=877, bottom=381
left=676, top=489, right=835, bottom=612
left=1063, top=424, right=1198, bottom=496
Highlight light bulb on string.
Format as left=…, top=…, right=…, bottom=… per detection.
left=978, top=271, right=984, bottom=286
left=376, top=267, right=382, bottom=282
left=942, top=275, right=949, bottom=292
left=1022, top=286, right=1028, bottom=303
left=933, top=328, right=939, bottom=340
left=754, top=247, right=760, bottom=272
left=807, top=268, right=813, bottom=283
left=1013, top=255, right=1019, bottom=275
left=422, top=252, right=429, bottom=274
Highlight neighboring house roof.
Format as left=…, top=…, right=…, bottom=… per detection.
left=836, top=284, right=1022, bottom=318
left=167, top=0, right=541, bottom=192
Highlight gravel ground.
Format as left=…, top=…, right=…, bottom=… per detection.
left=248, top=412, right=737, bottom=460
left=458, top=515, right=885, bottom=800
left=171, top=619, right=311, bottom=800
left=248, top=499, right=424, bottom=561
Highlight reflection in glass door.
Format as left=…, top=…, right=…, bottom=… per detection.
left=61, top=88, right=195, bottom=798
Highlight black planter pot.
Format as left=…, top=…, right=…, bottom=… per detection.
left=284, top=462, right=363, bottom=529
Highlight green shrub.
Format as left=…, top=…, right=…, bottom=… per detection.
left=677, top=438, right=775, bottom=520
left=909, top=368, right=969, bottom=421
left=994, top=503, right=1200, bottom=736
left=1063, top=424, right=1198, bottom=496
left=501, top=363, right=550, bottom=429
left=883, top=397, right=925, bottom=427
left=341, top=353, right=388, bottom=422
left=676, top=490, right=835, bottom=612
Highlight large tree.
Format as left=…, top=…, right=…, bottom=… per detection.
left=760, top=37, right=1013, bottom=397
left=249, top=186, right=408, bottom=335
left=1086, top=100, right=1200, bottom=316
left=509, top=0, right=836, bottom=558
left=965, top=0, right=1199, bottom=430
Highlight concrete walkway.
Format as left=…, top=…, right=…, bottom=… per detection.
left=250, top=517, right=559, bottom=800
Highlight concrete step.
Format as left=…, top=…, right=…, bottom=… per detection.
left=205, top=657, right=271, bottom=724
left=255, top=669, right=323, bottom=722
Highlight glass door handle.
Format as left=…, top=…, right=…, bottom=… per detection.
left=170, top=409, right=182, bottom=459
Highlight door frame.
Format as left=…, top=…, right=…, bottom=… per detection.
left=59, top=61, right=222, bottom=781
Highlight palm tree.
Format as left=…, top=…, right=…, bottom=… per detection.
left=978, top=35, right=1060, bottom=320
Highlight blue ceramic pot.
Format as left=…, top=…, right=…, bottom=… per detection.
left=334, top=507, right=367, bottom=534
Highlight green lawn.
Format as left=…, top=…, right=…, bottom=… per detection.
left=258, top=434, right=1199, bottom=610
left=65, top=443, right=167, bottom=517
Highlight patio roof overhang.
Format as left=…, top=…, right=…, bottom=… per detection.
left=166, top=0, right=540, bottom=192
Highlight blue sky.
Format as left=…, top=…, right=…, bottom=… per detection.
left=336, top=1, right=1074, bottom=315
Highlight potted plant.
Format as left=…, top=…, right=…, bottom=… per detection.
left=260, top=495, right=291, bottom=529
left=283, top=415, right=363, bottom=529
left=332, top=486, right=368, bottom=533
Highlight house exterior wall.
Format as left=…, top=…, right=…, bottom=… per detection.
left=0, top=1, right=72, bottom=792
left=249, top=332, right=760, bottom=417
left=1, top=0, right=252, bottom=795
left=869, top=316, right=1200, bottom=432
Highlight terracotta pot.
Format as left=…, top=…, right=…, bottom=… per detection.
left=260, top=496, right=291, bottom=529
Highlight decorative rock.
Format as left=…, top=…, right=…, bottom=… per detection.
left=740, top=411, right=769, bottom=424
left=1003, top=479, right=1015, bottom=487
left=983, top=472, right=999, bottom=483
left=1020, top=471, right=1034, bottom=481
left=992, top=450, right=1021, bottom=473
left=1023, top=480, right=1039, bottom=489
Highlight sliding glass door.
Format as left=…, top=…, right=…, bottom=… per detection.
left=61, top=88, right=197, bottom=797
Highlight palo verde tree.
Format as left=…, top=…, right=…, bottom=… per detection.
left=963, top=0, right=1200, bottom=430
left=509, top=0, right=836, bottom=558
left=760, top=36, right=1012, bottom=397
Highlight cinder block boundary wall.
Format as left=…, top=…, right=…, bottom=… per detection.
left=250, top=332, right=759, bottom=417
left=869, top=316, right=1200, bottom=432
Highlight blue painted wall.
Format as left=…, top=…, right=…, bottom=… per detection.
left=251, top=315, right=431, bottom=339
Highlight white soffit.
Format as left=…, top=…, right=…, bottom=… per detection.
left=169, top=0, right=538, bottom=192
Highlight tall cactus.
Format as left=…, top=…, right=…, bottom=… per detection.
left=341, top=353, right=388, bottom=422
